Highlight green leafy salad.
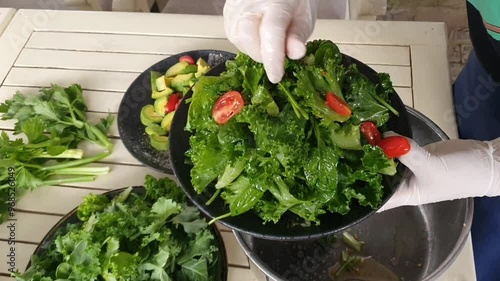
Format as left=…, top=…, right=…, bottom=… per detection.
left=14, top=175, right=222, bottom=281
left=185, top=40, right=406, bottom=225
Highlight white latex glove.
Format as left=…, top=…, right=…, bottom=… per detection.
left=379, top=135, right=500, bottom=211
left=223, top=0, right=318, bottom=84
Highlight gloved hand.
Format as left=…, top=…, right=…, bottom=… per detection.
left=379, top=135, right=500, bottom=211
left=223, top=0, right=318, bottom=84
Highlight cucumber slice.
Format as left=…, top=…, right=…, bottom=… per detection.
left=145, top=123, right=167, bottom=136
left=154, top=96, right=168, bottom=117
left=140, top=104, right=163, bottom=126
left=150, top=134, right=169, bottom=151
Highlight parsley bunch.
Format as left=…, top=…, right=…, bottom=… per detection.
left=0, top=84, right=114, bottom=223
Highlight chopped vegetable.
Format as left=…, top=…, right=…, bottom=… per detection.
left=377, top=136, right=411, bottom=158
left=212, top=91, right=245, bottom=125
left=179, top=55, right=195, bottom=65
left=326, top=92, right=352, bottom=117
left=186, top=40, right=403, bottom=225
left=13, top=175, right=221, bottom=281
left=342, top=231, right=363, bottom=252
left=141, top=56, right=212, bottom=151
left=360, top=121, right=382, bottom=145
left=0, top=84, right=113, bottom=224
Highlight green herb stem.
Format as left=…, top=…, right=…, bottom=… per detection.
left=25, top=136, right=75, bottom=148
left=40, top=150, right=111, bottom=171
left=370, top=93, right=399, bottom=116
left=206, top=189, right=221, bottom=206
left=208, top=212, right=231, bottom=225
left=278, top=83, right=308, bottom=119
left=88, top=125, right=113, bottom=150
left=35, top=149, right=84, bottom=159
left=42, top=176, right=97, bottom=186
left=342, top=231, right=362, bottom=252
left=51, top=166, right=110, bottom=176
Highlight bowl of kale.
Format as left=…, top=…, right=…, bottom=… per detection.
left=169, top=40, right=412, bottom=241
left=14, top=175, right=228, bottom=281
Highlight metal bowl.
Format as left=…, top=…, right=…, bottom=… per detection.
left=234, top=107, right=473, bottom=281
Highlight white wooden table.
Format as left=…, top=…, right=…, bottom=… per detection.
left=0, top=10, right=476, bottom=281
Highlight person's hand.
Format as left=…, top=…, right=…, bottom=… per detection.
left=223, top=0, right=318, bottom=84
left=379, top=135, right=500, bottom=211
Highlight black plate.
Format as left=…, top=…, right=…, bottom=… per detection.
left=169, top=53, right=413, bottom=241
left=118, top=50, right=235, bottom=174
left=26, top=186, right=228, bottom=281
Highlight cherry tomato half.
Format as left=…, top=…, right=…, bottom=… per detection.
left=326, top=92, right=352, bottom=117
left=360, top=121, right=382, bottom=145
left=179, top=56, right=195, bottom=65
left=212, top=91, right=245, bottom=125
left=377, top=136, right=411, bottom=158
left=166, top=94, right=180, bottom=114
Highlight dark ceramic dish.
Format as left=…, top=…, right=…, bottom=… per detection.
left=169, top=52, right=413, bottom=241
left=25, top=186, right=228, bottom=281
left=118, top=50, right=235, bottom=174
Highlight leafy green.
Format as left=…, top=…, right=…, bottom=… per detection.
left=13, top=176, right=220, bottom=281
left=186, top=40, right=401, bottom=225
left=0, top=84, right=114, bottom=224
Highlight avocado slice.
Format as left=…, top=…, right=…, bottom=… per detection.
left=196, top=58, right=209, bottom=68
left=150, top=71, right=162, bottom=91
left=165, top=77, right=174, bottom=87
left=152, top=87, right=174, bottom=99
left=165, top=62, right=198, bottom=77
left=171, top=73, right=195, bottom=92
left=140, top=104, right=163, bottom=126
left=155, top=76, right=167, bottom=92
left=150, top=134, right=169, bottom=151
left=145, top=123, right=167, bottom=136
left=161, top=111, right=176, bottom=132
left=154, top=96, right=168, bottom=117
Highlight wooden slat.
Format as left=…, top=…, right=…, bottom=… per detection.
left=15, top=10, right=447, bottom=46
left=228, top=267, right=254, bottom=281
left=394, top=87, right=413, bottom=107
left=370, top=65, right=411, bottom=87
left=0, top=212, right=62, bottom=243
left=4, top=64, right=411, bottom=89
left=15, top=47, right=411, bottom=74
left=0, top=12, right=33, bottom=84
left=25, top=32, right=410, bottom=66
left=26, top=31, right=238, bottom=55
left=15, top=49, right=167, bottom=73
left=0, top=276, right=14, bottom=280
left=15, top=186, right=106, bottom=215
left=0, top=241, right=37, bottom=275
left=0, top=86, right=124, bottom=114
left=221, top=232, right=249, bottom=268
left=337, top=44, right=410, bottom=66
left=410, top=45, right=459, bottom=139
left=4, top=68, right=140, bottom=92
left=0, top=9, right=16, bottom=37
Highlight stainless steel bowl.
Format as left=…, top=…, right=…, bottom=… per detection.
left=234, top=107, right=474, bottom=281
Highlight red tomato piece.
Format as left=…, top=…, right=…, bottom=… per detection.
left=377, top=136, right=411, bottom=158
left=360, top=121, right=382, bottom=145
left=179, top=56, right=195, bottom=65
left=212, top=91, right=245, bottom=125
left=166, top=94, right=180, bottom=114
left=325, top=92, right=352, bottom=117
